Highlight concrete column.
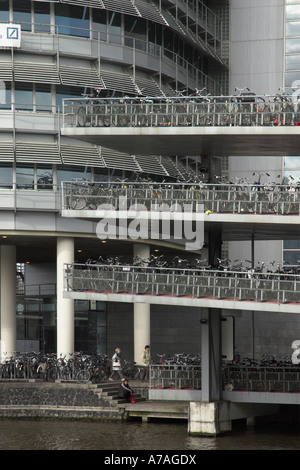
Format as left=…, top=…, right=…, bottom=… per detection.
left=133, top=244, right=150, bottom=364
left=201, top=308, right=222, bottom=402
left=0, top=246, right=16, bottom=361
left=57, top=237, right=74, bottom=358
left=188, top=401, right=231, bottom=436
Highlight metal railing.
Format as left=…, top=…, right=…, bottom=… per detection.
left=64, top=263, right=300, bottom=306
left=150, top=364, right=201, bottom=390
left=62, top=94, right=300, bottom=128
left=61, top=181, right=300, bottom=216
left=6, top=19, right=221, bottom=95
left=223, top=363, right=300, bottom=393
left=150, top=363, right=300, bottom=393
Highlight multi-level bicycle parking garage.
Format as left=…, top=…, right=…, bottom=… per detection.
left=57, top=88, right=300, bottom=431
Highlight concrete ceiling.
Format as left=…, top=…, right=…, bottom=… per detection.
left=61, top=126, right=300, bottom=156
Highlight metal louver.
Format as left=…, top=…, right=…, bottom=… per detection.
left=59, top=0, right=104, bottom=7
left=60, top=65, right=104, bottom=88
left=100, top=70, right=137, bottom=94
left=160, top=157, right=185, bottom=179
left=60, top=144, right=106, bottom=168
left=134, top=155, right=168, bottom=177
left=134, top=76, right=165, bottom=97
left=102, top=0, right=139, bottom=16
left=14, top=62, right=60, bottom=84
left=135, top=0, right=168, bottom=25
left=0, top=62, right=13, bottom=81
left=15, top=142, right=61, bottom=164
left=101, top=147, right=141, bottom=171
left=0, top=142, right=14, bottom=162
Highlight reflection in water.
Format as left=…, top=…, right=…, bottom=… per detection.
left=0, top=420, right=300, bottom=450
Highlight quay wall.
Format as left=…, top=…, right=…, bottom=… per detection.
left=0, top=382, right=123, bottom=420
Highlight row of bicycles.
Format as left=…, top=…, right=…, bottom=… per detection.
left=68, top=254, right=300, bottom=305
left=83, top=253, right=300, bottom=279
left=2, top=349, right=300, bottom=393
left=68, top=88, right=300, bottom=128
left=0, top=352, right=142, bottom=384
left=62, top=173, right=300, bottom=215
left=223, top=354, right=300, bottom=393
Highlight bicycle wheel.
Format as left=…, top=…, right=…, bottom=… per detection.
left=48, top=367, right=58, bottom=382
left=76, top=369, right=90, bottom=384
left=77, top=107, right=87, bottom=127
left=71, top=195, right=87, bottom=210
left=132, top=365, right=141, bottom=380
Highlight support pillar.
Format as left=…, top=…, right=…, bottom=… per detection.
left=57, top=237, right=74, bottom=358
left=188, top=401, right=231, bottom=436
left=201, top=308, right=222, bottom=402
left=133, top=244, right=150, bottom=364
left=0, top=246, right=16, bottom=362
left=189, top=308, right=231, bottom=436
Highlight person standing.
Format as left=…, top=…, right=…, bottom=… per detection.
left=108, top=347, right=124, bottom=381
left=140, top=345, right=152, bottom=381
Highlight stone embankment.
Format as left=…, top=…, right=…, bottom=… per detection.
left=0, top=381, right=147, bottom=420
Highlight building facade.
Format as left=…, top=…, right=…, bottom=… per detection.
left=0, top=0, right=228, bottom=361
left=0, top=0, right=298, bottom=364
left=228, top=0, right=300, bottom=359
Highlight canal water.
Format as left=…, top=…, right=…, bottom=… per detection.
left=1, top=419, right=300, bottom=451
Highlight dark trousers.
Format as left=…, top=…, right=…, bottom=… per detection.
left=141, top=366, right=149, bottom=380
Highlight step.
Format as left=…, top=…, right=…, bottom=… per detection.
left=91, top=382, right=146, bottom=405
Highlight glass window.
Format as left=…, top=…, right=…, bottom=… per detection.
left=36, top=84, right=52, bottom=112
left=0, top=163, right=13, bottom=188
left=94, top=168, right=108, bottom=182
left=0, top=81, right=11, bottom=109
left=56, top=85, right=85, bottom=110
left=0, top=0, right=9, bottom=22
left=283, top=250, right=300, bottom=266
left=92, top=9, right=107, bottom=41
left=286, top=38, right=300, bottom=53
left=13, top=0, right=32, bottom=31
left=57, top=165, right=91, bottom=186
left=55, top=4, right=90, bottom=38
left=286, top=21, right=300, bottom=36
left=16, top=164, right=34, bottom=189
left=15, top=83, right=33, bottom=110
left=34, top=2, right=51, bottom=33
left=108, top=12, right=121, bottom=44
left=37, top=164, right=53, bottom=190
left=284, top=240, right=300, bottom=249
left=125, top=17, right=147, bottom=51
left=285, top=71, right=300, bottom=87
left=286, top=5, right=300, bottom=19
left=285, top=156, right=300, bottom=169
left=286, top=55, right=300, bottom=70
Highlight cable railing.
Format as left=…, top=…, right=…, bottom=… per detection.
left=64, top=263, right=300, bottom=306
left=61, top=180, right=300, bottom=216
left=62, top=93, right=300, bottom=128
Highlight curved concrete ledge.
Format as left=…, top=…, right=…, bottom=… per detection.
left=63, top=290, right=300, bottom=314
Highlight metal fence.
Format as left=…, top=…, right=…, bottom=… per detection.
left=150, top=364, right=201, bottom=390
left=150, top=363, right=300, bottom=393
left=65, top=263, right=300, bottom=306
left=223, top=364, right=300, bottom=393
left=62, top=95, right=300, bottom=128
left=61, top=181, right=300, bottom=216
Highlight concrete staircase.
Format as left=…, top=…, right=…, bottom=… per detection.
left=91, top=382, right=146, bottom=406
